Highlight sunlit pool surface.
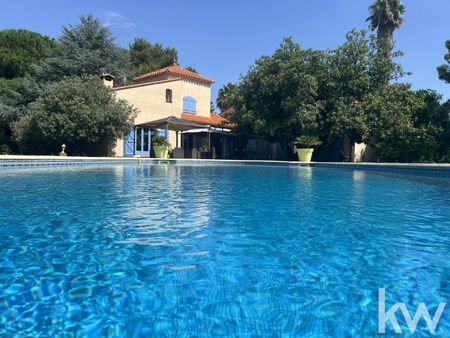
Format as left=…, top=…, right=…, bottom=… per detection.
left=0, top=164, right=449, bottom=336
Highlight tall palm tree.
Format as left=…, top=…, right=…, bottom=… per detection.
left=216, top=83, right=237, bottom=112
left=367, top=0, right=405, bottom=54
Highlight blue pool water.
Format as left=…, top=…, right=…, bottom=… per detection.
left=0, top=164, right=449, bottom=336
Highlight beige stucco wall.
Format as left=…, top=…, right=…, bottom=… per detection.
left=353, top=143, right=379, bottom=162
left=111, top=78, right=212, bottom=157
left=179, top=79, right=211, bottom=117
left=115, top=79, right=183, bottom=122
left=354, top=143, right=366, bottom=162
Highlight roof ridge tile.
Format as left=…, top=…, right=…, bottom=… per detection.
left=133, top=65, right=214, bottom=84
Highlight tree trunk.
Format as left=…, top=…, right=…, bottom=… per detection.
left=377, top=25, right=394, bottom=56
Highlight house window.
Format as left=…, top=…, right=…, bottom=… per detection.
left=166, top=89, right=172, bottom=103
left=183, top=96, right=197, bottom=114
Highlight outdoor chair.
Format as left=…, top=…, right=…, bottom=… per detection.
left=340, top=151, right=350, bottom=162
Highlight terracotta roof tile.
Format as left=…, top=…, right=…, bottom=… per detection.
left=133, top=64, right=214, bottom=85
left=181, top=113, right=233, bottom=127
left=113, top=77, right=181, bottom=91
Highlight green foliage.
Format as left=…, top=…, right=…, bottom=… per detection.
left=185, top=66, right=197, bottom=73
left=217, top=82, right=238, bottom=112
left=439, top=101, right=450, bottom=161
left=0, top=144, right=10, bottom=154
left=228, top=27, right=450, bottom=163
left=13, top=75, right=138, bottom=155
left=437, top=40, right=450, bottom=83
left=0, top=77, right=25, bottom=106
left=230, top=38, right=322, bottom=142
left=325, top=30, right=373, bottom=143
left=367, top=0, right=405, bottom=86
left=0, top=101, right=21, bottom=145
left=0, top=29, right=56, bottom=79
left=227, top=30, right=404, bottom=147
left=34, top=15, right=130, bottom=85
left=0, top=113, right=10, bottom=148
left=129, top=38, right=177, bottom=75
left=325, top=31, right=404, bottom=141
left=418, top=92, right=450, bottom=161
left=0, top=78, right=27, bottom=151
left=152, top=135, right=171, bottom=148
left=294, top=136, right=322, bottom=148
left=362, top=85, right=446, bottom=162
left=367, top=0, right=405, bottom=54
left=0, top=30, right=56, bottom=151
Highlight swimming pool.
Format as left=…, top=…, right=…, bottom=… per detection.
left=0, top=163, right=449, bottom=336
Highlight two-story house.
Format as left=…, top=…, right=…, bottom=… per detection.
left=101, top=63, right=231, bottom=158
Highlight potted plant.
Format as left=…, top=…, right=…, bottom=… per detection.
left=152, top=136, right=172, bottom=159
left=294, top=136, right=322, bottom=162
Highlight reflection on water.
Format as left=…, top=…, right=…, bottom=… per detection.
left=352, top=170, right=365, bottom=181
left=0, top=164, right=449, bottom=336
left=113, top=164, right=211, bottom=246
left=296, top=166, right=313, bottom=181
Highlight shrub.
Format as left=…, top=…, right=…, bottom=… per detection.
left=13, top=75, right=138, bottom=155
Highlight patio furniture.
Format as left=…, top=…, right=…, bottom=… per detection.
left=340, top=150, right=350, bottom=162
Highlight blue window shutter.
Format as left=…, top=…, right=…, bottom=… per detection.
left=183, top=96, right=197, bottom=113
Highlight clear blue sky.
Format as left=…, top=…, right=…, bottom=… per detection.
left=1, top=0, right=450, bottom=105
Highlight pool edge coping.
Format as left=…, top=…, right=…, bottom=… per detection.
left=1, top=155, right=450, bottom=172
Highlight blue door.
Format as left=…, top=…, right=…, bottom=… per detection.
left=124, top=127, right=151, bottom=157
left=124, top=129, right=135, bottom=156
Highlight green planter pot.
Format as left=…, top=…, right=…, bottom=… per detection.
left=296, top=148, right=314, bottom=162
left=153, top=145, right=169, bottom=159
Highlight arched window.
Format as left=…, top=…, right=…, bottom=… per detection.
left=165, top=89, right=172, bottom=103
left=183, top=96, right=196, bottom=114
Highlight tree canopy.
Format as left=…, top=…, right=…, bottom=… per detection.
left=0, top=15, right=186, bottom=154
left=217, top=82, right=238, bottom=112
left=0, top=29, right=56, bottom=79
left=129, top=38, right=178, bottom=75
left=216, top=0, right=450, bottom=162
left=363, top=85, right=419, bottom=160
left=227, top=32, right=379, bottom=145
left=0, top=30, right=57, bottom=152
left=437, top=40, right=450, bottom=83
left=34, top=15, right=130, bottom=85
left=229, top=38, right=322, bottom=144
left=221, top=25, right=450, bottom=162
left=325, top=30, right=374, bottom=144
left=13, top=75, right=137, bottom=155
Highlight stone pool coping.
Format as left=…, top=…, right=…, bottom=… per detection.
left=1, top=155, right=450, bottom=176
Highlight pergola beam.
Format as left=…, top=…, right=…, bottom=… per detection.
left=136, top=115, right=205, bottom=132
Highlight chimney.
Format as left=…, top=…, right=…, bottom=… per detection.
left=99, top=73, right=114, bottom=88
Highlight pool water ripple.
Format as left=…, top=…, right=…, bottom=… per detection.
left=0, top=164, right=449, bottom=336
